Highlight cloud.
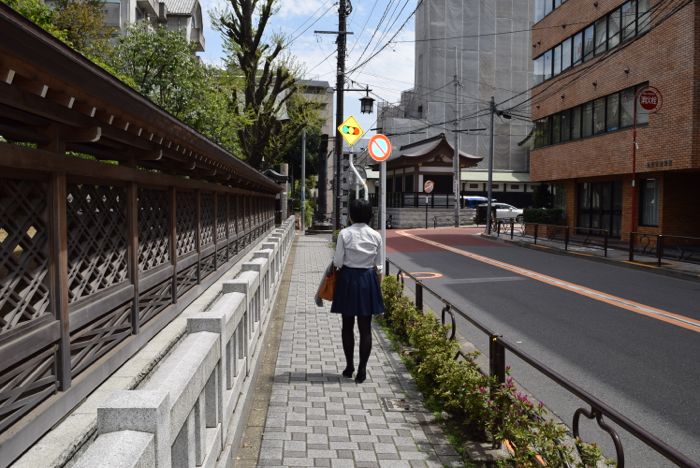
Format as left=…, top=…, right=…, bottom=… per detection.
left=276, top=0, right=330, bottom=18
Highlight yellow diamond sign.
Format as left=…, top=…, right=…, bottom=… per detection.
left=338, top=115, right=364, bottom=147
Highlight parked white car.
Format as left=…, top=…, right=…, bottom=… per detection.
left=493, top=203, right=524, bottom=222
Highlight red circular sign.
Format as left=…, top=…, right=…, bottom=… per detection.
left=639, top=87, right=662, bottom=113
left=368, top=134, right=392, bottom=162
left=424, top=180, right=434, bottom=194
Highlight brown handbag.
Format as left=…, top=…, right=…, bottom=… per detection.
left=318, top=267, right=337, bottom=301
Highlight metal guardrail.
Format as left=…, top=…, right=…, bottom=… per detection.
left=385, top=258, right=699, bottom=468
left=495, top=221, right=612, bottom=257
left=630, top=232, right=700, bottom=266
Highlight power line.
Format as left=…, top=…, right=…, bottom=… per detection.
left=289, top=2, right=337, bottom=46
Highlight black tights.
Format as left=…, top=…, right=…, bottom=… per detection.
left=341, top=315, right=372, bottom=371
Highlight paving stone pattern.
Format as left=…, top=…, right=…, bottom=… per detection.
left=259, top=235, right=463, bottom=468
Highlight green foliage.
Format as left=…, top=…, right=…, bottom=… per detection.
left=109, top=23, right=249, bottom=156
left=380, top=276, right=605, bottom=467
left=523, top=208, right=565, bottom=225
left=2, top=0, right=68, bottom=41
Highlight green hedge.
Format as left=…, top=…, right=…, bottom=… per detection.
left=523, top=208, right=565, bottom=225
left=381, top=276, right=607, bottom=467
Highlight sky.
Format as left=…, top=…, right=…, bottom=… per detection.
left=197, top=0, right=417, bottom=139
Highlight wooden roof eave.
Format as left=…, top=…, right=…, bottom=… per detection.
left=0, top=4, right=280, bottom=194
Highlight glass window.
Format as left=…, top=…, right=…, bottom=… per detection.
left=608, top=8, right=621, bottom=48
left=543, top=116, right=552, bottom=146
left=544, top=0, right=553, bottom=16
left=582, top=102, right=593, bottom=137
left=640, top=178, right=658, bottom=226
left=554, top=0, right=562, bottom=7
left=553, top=44, right=562, bottom=75
left=552, top=114, right=561, bottom=144
left=622, top=1, right=636, bottom=41
left=534, top=0, right=544, bottom=22
left=583, top=25, right=595, bottom=61
left=535, top=119, right=545, bottom=147
left=561, top=109, right=571, bottom=142
left=543, top=50, right=553, bottom=80
left=636, top=86, right=649, bottom=125
left=595, top=17, right=607, bottom=55
left=573, top=32, right=583, bottom=65
left=562, top=37, right=572, bottom=70
left=571, top=106, right=582, bottom=139
left=638, top=0, right=651, bottom=33
left=620, top=87, right=635, bottom=127
left=534, top=55, right=544, bottom=85
left=607, top=93, right=620, bottom=131
left=593, top=97, right=606, bottom=134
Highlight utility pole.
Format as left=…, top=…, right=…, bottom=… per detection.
left=486, top=96, right=495, bottom=234
left=334, top=0, right=348, bottom=230
left=301, top=127, right=306, bottom=234
left=453, top=64, right=460, bottom=227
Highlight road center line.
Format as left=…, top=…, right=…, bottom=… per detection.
left=397, top=230, right=700, bottom=333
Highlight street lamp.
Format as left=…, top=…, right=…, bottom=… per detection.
left=360, top=89, right=375, bottom=114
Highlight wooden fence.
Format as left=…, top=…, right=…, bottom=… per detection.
left=0, top=5, right=280, bottom=464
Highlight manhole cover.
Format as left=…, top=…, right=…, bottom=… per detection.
left=382, top=397, right=412, bottom=412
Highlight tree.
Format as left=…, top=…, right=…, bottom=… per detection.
left=216, top=0, right=297, bottom=169
left=51, top=0, right=114, bottom=58
left=109, top=23, right=250, bottom=156
left=1, top=0, right=67, bottom=42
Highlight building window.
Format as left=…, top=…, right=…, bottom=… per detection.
left=510, top=184, right=521, bottom=190
left=640, top=178, right=659, bottom=226
left=561, top=37, right=572, bottom=71
left=638, top=0, right=651, bottom=33
left=620, top=88, right=635, bottom=127
left=582, top=102, right=593, bottom=137
left=622, top=1, right=636, bottom=41
left=593, top=98, right=606, bottom=134
left=553, top=44, right=562, bottom=75
left=543, top=50, right=553, bottom=81
left=552, top=114, right=561, bottom=144
left=572, top=32, right=583, bottom=65
left=608, top=8, right=621, bottom=48
left=607, top=93, right=620, bottom=131
left=469, top=183, right=480, bottom=189
left=561, top=109, right=571, bottom=142
left=583, top=25, right=595, bottom=61
left=534, top=55, right=544, bottom=85
left=533, top=83, right=648, bottom=149
left=571, top=106, right=582, bottom=139
left=595, top=17, right=608, bottom=55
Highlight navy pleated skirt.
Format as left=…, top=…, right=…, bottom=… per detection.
left=331, top=266, right=385, bottom=316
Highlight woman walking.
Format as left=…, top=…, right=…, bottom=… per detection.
left=331, top=199, right=384, bottom=383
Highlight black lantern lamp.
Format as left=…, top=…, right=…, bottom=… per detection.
left=360, top=87, right=375, bottom=114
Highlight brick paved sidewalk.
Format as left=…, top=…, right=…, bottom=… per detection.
left=258, top=235, right=463, bottom=468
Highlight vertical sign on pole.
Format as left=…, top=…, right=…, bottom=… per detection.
left=368, top=134, right=392, bottom=269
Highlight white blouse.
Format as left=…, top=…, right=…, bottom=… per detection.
left=333, top=223, right=383, bottom=272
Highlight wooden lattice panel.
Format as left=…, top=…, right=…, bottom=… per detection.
left=228, top=195, right=238, bottom=239
left=138, top=188, right=170, bottom=272
left=0, top=345, right=58, bottom=433
left=176, top=263, right=197, bottom=298
left=138, top=279, right=172, bottom=325
left=227, top=242, right=238, bottom=260
left=176, top=191, right=196, bottom=257
left=200, top=253, right=215, bottom=278
left=67, top=184, right=128, bottom=303
left=216, top=195, right=227, bottom=242
left=200, top=193, right=214, bottom=247
left=70, top=302, right=131, bottom=376
left=216, top=246, right=227, bottom=267
left=0, top=178, right=51, bottom=333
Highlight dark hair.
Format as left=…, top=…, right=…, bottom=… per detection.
left=349, top=199, right=372, bottom=224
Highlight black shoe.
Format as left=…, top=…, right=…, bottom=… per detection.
left=342, top=366, right=355, bottom=378
left=354, top=369, right=367, bottom=384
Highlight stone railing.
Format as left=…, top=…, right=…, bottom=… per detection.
left=72, top=218, right=294, bottom=468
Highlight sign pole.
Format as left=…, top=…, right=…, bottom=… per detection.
left=380, top=161, right=386, bottom=269
left=301, top=127, right=306, bottom=235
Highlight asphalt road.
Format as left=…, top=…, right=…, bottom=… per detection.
left=386, top=228, right=700, bottom=467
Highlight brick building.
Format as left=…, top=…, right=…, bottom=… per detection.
left=529, top=0, right=700, bottom=240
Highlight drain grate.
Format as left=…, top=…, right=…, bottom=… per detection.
left=381, top=397, right=412, bottom=412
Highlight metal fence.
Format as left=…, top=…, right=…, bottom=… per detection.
left=385, top=258, right=699, bottom=468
